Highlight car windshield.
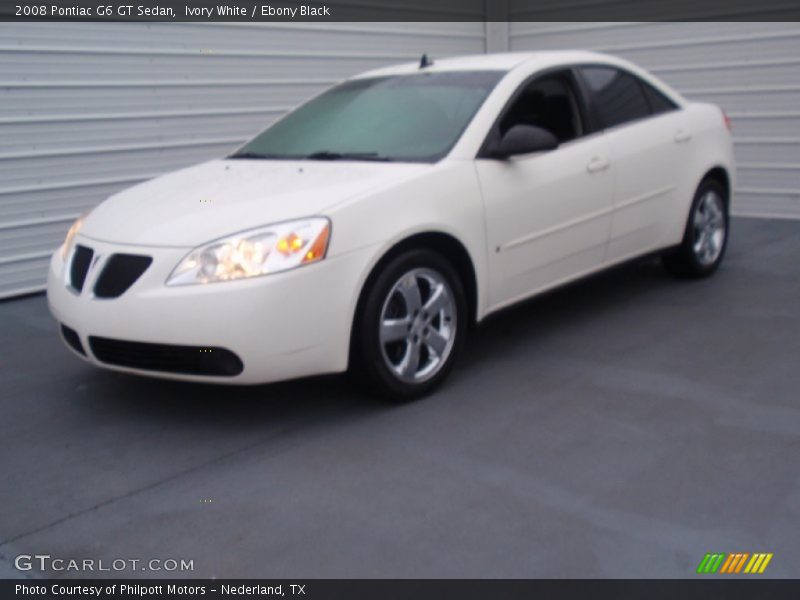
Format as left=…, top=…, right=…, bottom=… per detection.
left=230, top=70, right=505, bottom=163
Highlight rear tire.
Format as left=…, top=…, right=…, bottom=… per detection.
left=662, top=178, right=729, bottom=278
left=353, top=249, right=467, bottom=402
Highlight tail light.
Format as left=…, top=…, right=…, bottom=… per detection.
left=722, top=109, right=732, bottom=132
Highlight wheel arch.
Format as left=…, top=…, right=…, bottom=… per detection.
left=348, top=231, right=479, bottom=368
left=702, top=166, right=731, bottom=209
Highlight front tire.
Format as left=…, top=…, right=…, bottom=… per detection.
left=662, top=178, right=729, bottom=278
left=354, top=249, right=467, bottom=402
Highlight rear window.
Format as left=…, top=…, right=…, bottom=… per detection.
left=580, top=67, right=651, bottom=129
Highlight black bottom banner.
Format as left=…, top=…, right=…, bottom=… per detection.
left=3, top=579, right=800, bottom=600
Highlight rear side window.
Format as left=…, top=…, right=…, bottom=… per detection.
left=641, top=81, right=678, bottom=115
left=580, top=67, right=651, bottom=129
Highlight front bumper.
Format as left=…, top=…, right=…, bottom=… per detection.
left=47, top=235, right=370, bottom=384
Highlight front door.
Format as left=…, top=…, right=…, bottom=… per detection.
left=476, top=69, right=614, bottom=310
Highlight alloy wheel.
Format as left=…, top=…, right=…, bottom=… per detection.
left=378, top=268, right=457, bottom=384
left=692, top=190, right=726, bottom=266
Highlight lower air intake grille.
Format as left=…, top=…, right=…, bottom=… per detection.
left=60, top=324, right=85, bottom=356
left=69, top=245, right=94, bottom=292
left=88, top=337, right=244, bottom=377
left=94, top=254, right=152, bottom=298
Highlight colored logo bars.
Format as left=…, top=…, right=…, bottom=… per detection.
left=697, top=553, right=773, bottom=574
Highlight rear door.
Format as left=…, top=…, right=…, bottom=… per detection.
left=578, top=66, right=687, bottom=262
left=475, top=69, right=614, bottom=309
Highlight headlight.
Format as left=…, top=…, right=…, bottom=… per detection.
left=166, top=217, right=331, bottom=286
left=60, top=215, right=85, bottom=259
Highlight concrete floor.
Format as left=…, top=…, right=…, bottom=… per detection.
left=0, top=217, right=798, bottom=579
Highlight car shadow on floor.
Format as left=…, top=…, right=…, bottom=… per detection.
left=461, top=255, right=680, bottom=367
left=86, top=368, right=379, bottom=428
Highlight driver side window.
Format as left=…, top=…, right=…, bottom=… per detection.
left=499, top=71, right=585, bottom=144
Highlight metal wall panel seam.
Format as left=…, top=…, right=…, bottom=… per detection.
left=510, top=29, right=800, bottom=52
left=0, top=106, right=291, bottom=125
left=0, top=79, right=340, bottom=88
left=648, top=57, right=800, bottom=72
left=0, top=138, right=245, bottom=161
left=0, top=174, right=157, bottom=198
left=0, top=45, right=422, bottom=59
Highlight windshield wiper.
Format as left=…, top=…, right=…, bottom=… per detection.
left=228, top=151, right=297, bottom=160
left=303, top=151, right=393, bottom=162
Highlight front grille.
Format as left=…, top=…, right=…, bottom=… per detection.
left=69, top=245, right=94, bottom=292
left=88, top=336, right=244, bottom=377
left=60, top=324, right=86, bottom=356
left=94, top=254, right=152, bottom=298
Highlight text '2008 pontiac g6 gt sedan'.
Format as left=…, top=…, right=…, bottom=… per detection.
left=48, top=51, right=734, bottom=400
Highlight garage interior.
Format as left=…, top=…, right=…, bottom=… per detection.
left=0, top=18, right=798, bottom=578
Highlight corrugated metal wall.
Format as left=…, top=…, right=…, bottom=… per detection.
left=0, top=19, right=486, bottom=299
left=508, top=22, right=800, bottom=220
left=3, top=19, right=799, bottom=299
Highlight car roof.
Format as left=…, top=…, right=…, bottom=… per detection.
left=350, top=51, right=621, bottom=79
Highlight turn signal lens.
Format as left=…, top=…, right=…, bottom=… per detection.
left=303, top=222, right=330, bottom=264
left=60, top=215, right=85, bottom=259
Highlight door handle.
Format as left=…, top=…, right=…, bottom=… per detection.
left=586, top=156, right=610, bottom=174
left=674, top=129, right=692, bottom=143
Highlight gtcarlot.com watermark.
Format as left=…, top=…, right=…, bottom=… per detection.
left=14, top=554, right=194, bottom=573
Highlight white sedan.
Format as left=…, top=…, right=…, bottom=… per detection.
left=47, top=51, right=734, bottom=400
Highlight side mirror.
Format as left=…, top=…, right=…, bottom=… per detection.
left=490, top=125, right=559, bottom=159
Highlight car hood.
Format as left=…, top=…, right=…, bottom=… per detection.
left=81, top=159, right=430, bottom=247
